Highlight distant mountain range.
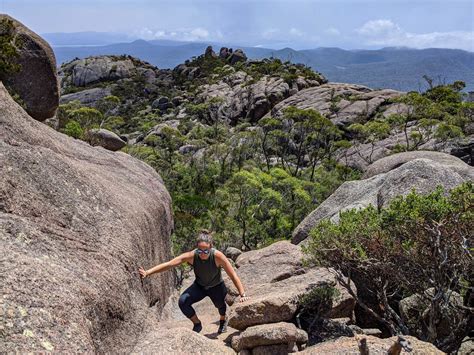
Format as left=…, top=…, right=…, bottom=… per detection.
left=45, top=32, right=474, bottom=92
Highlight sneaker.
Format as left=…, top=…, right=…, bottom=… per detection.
left=192, top=322, right=203, bottom=333
left=217, top=319, right=228, bottom=334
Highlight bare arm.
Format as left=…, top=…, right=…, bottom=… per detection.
left=215, top=250, right=249, bottom=300
left=139, top=251, right=193, bottom=278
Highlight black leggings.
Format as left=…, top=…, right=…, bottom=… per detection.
left=178, top=281, right=228, bottom=318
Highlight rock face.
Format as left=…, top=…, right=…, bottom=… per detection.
left=85, top=128, right=127, bottom=151
left=58, top=55, right=174, bottom=95
left=225, top=246, right=243, bottom=261
left=0, top=15, right=59, bottom=121
left=297, top=335, right=444, bottom=354
left=197, top=71, right=322, bottom=123
left=131, top=327, right=234, bottom=354
left=268, top=82, right=403, bottom=127
left=292, top=151, right=474, bottom=244
left=60, top=87, right=112, bottom=107
left=231, top=322, right=308, bottom=352
left=227, top=241, right=356, bottom=330
left=362, top=150, right=474, bottom=179
left=0, top=80, right=174, bottom=352
left=65, top=56, right=136, bottom=87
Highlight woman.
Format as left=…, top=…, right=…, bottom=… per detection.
left=138, top=230, right=250, bottom=334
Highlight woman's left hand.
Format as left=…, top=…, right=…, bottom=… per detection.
left=239, top=295, right=250, bottom=303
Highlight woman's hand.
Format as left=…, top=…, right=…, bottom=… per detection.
left=138, top=267, right=148, bottom=279
left=239, top=294, right=250, bottom=303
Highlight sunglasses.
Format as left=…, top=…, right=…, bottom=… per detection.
left=197, top=248, right=210, bottom=255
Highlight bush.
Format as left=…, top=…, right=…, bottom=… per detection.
left=0, top=18, right=21, bottom=77
left=296, top=283, right=346, bottom=345
left=303, top=182, right=473, bottom=351
left=63, top=120, right=84, bottom=139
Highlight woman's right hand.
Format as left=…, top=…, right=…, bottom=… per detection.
left=138, top=267, right=148, bottom=279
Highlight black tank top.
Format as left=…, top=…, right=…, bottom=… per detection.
left=193, top=248, right=223, bottom=289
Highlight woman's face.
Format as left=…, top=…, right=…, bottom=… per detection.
left=197, top=241, right=211, bottom=260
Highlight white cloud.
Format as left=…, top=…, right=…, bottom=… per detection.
left=356, top=19, right=402, bottom=37
left=356, top=19, right=474, bottom=51
left=324, top=27, right=340, bottom=36
left=189, top=27, right=209, bottom=39
left=289, top=28, right=304, bottom=37
left=133, top=27, right=212, bottom=41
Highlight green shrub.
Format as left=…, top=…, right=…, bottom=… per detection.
left=303, top=182, right=473, bottom=351
left=0, top=18, right=21, bottom=77
left=63, top=120, right=84, bottom=139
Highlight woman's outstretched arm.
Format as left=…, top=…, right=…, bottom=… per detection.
left=139, top=251, right=193, bottom=278
left=215, top=250, right=250, bottom=302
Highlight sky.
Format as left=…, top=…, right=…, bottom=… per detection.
left=2, top=0, right=473, bottom=51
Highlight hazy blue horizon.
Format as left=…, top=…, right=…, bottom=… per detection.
left=41, top=31, right=474, bottom=53
left=3, top=0, right=473, bottom=51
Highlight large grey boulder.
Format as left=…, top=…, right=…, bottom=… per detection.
left=229, top=48, right=247, bottom=65
left=231, top=322, right=308, bottom=352
left=292, top=151, right=474, bottom=244
left=362, top=150, right=474, bottom=179
left=60, top=56, right=136, bottom=87
left=0, top=15, right=59, bottom=121
left=60, top=87, right=112, bottom=107
left=227, top=241, right=355, bottom=330
left=268, top=82, right=403, bottom=127
left=0, top=81, right=174, bottom=352
left=85, top=128, right=127, bottom=151
left=234, top=240, right=305, bottom=285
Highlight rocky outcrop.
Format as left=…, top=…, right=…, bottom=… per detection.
left=85, top=128, right=127, bottom=151
left=227, top=241, right=356, bottom=330
left=268, top=82, right=403, bottom=127
left=340, top=131, right=474, bottom=172
left=197, top=71, right=321, bottom=123
left=60, top=87, right=112, bottom=107
left=58, top=55, right=172, bottom=93
left=292, top=151, right=474, bottom=244
left=297, top=335, right=444, bottom=354
left=0, top=77, right=174, bottom=352
left=65, top=56, right=135, bottom=87
left=218, top=47, right=247, bottom=64
left=0, top=15, right=59, bottom=121
left=362, top=150, right=474, bottom=179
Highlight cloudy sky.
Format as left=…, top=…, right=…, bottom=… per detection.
left=3, top=0, right=473, bottom=51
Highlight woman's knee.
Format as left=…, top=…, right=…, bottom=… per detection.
left=178, top=293, right=189, bottom=309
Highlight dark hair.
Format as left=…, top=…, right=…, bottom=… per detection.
left=196, top=229, right=213, bottom=246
